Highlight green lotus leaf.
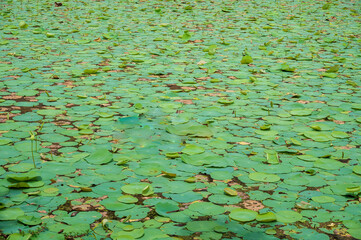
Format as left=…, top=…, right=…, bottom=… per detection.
left=256, top=212, right=277, bottom=222
left=121, top=182, right=154, bottom=196
left=241, top=55, right=253, bottom=64
left=9, top=180, right=45, bottom=188
left=331, top=131, right=349, bottom=139
left=165, top=152, right=180, bottom=158
left=188, top=202, right=225, bottom=215
left=314, top=158, right=344, bottom=170
left=311, top=195, right=335, bottom=203
left=224, top=187, right=238, bottom=196
left=85, top=148, right=113, bottom=165
left=348, top=228, right=361, bottom=240
left=265, top=150, right=279, bottom=164
left=98, top=112, right=114, bottom=118
left=229, top=209, right=257, bottom=222
left=276, top=211, right=302, bottom=223
left=17, top=215, right=42, bottom=226
left=111, top=228, right=144, bottom=239
left=217, top=98, right=234, bottom=105
left=281, top=64, right=296, bottom=72
left=182, top=144, right=205, bottom=155
left=7, top=233, right=31, bottom=240
left=117, top=195, right=139, bottom=204
left=353, top=166, right=361, bottom=175
left=186, top=221, right=219, bottom=232
left=155, top=202, right=179, bottom=217
left=303, top=131, right=335, bottom=142
left=166, top=122, right=213, bottom=137
left=290, top=109, right=313, bottom=116
left=7, top=170, right=40, bottom=182
left=249, top=172, right=280, bottom=182
left=0, top=208, right=24, bottom=220
left=0, top=139, right=12, bottom=145
left=37, top=109, right=65, bottom=116
left=83, top=69, right=98, bottom=74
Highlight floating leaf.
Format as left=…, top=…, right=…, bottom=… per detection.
left=98, top=112, right=114, bottom=118
left=229, top=209, right=257, bottom=222
left=155, top=202, right=179, bottom=217
left=17, top=215, right=42, bottom=226
left=326, top=65, right=339, bottom=73
left=165, top=152, right=180, bottom=158
left=260, top=125, right=271, bottom=130
left=266, top=150, right=279, bottom=164
left=186, top=221, right=218, bottom=232
left=217, top=98, right=234, bottom=105
left=241, top=55, right=253, bottom=64
left=331, top=131, right=349, bottom=139
left=117, top=195, right=138, bottom=204
left=7, top=233, right=31, bottom=240
left=85, top=149, right=113, bottom=165
left=224, top=187, right=238, bottom=196
left=346, top=186, right=360, bottom=193
left=256, top=212, right=277, bottom=222
left=353, top=166, right=361, bottom=175
left=290, top=138, right=302, bottom=146
left=312, top=196, right=335, bottom=203
left=348, top=228, right=361, bottom=240
left=303, top=131, right=335, bottom=142
left=276, top=211, right=302, bottom=223
left=281, top=64, right=295, bottom=72
left=249, top=172, right=280, bottom=182
left=19, top=21, right=28, bottom=29
left=83, top=69, right=98, bottom=74
left=0, top=208, right=24, bottom=220
left=121, top=182, right=154, bottom=196
left=7, top=170, right=40, bottom=182
left=314, top=158, right=344, bottom=170
left=188, top=202, right=225, bottom=215
left=182, top=144, right=205, bottom=155
left=161, top=170, right=177, bottom=178
left=290, top=109, right=313, bottom=116
left=166, top=123, right=213, bottom=137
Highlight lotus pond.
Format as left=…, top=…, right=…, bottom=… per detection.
left=0, top=0, right=360, bottom=239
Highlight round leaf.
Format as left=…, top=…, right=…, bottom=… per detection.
left=249, top=172, right=280, bottom=182
left=276, top=211, right=302, bottom=223
left=256, top=212, right=277, bottom=222
left=229, top=209, right=257, bottom=222
left=17, top=215, right=42, bottom=226
left=85, top=149, right=113, bottom=165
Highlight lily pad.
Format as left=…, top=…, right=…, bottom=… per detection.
left=7, top=170, right=40, bottom=182
left=0, top=208, right=24, bottom=220
left=155, top=202, right=179, bottom=217
left=290, top=109, right=313, bottom=116
left=312, top=196, right=335, bottom=203
left=17, top=215, right=42, bottom=226
left=276, top=211, right=302, bottom=223
left=121, top=182, right=154, bottom=196
left=303, top=131, right=335, bottom=142
left=188, top=202, right=225, bottom=215
left=117, top=195, right=139, bottom=204
left=241, top=55, right=253, bottom=64
left=182, top=144, right=205, bottom=155
left=331, top=131, right=349, bottom=139
left=249, top=172, right=280, bottom=182
left=256, top=212, right=277, bottom=222
left=85, top=148, right=113, bottom=165
left=166, top=123, right=213, bottom=137
left=229, top=209, right=258, bottom=222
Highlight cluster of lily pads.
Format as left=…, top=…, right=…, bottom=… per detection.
left=0, top=0, right=360, bottom=239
